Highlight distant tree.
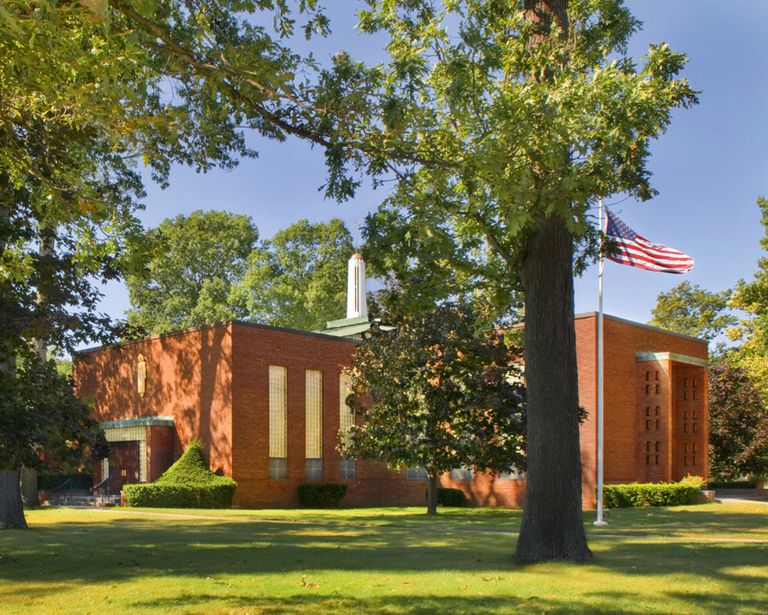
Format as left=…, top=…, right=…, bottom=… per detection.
left=237, top=219, right=354, bottom=331
left=343, top=304, right=526, bottom=515
left=708, top=363, right=768, bottom=481
left=649, top=282, right=736, bottom=348
left=126, top=211, right=259, bottom=334
left=0, top=353, right=105, bottom=529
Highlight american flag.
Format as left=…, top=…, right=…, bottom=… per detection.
left=605, top=210, right=694, bottom=274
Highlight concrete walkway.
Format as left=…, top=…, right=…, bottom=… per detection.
left=715, top=489, right=768, bottom=505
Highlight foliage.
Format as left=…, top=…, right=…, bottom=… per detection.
left=708, top=363, right=768, bottom=481
left=297, top=483, right=348, bottom=508
left=0, top=352, right=105, bottom=472
left=706, top=480, right=757, bottom=490
left=123, top=481, right=236, bottom=508
left=125, top=440, right=237, bottom=508
left=38, top=473, right=93, bottom=491
left=237, top=219, right=354, bottom=330
left=434, top=488, right=467, bottom=507
left=649, top=282, right=735, bottom=346
left=156, top=440, right=224, bottom=485
left=602, top=477, right=704, bottom=508
left=343, top=303, right=526, bottom=514
left=126, top=211, right=259, bottom=334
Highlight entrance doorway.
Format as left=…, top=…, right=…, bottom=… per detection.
left=108, top=441, right=140, bottom=494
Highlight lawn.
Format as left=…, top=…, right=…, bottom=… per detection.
left=1, top=503, right=766, bottom=614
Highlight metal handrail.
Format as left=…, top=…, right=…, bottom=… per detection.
left=52, top=478, right=74, bottom=492
left=91, top=477, right=111, bottom=496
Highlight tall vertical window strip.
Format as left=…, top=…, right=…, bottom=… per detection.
left=305, top=370, right=323, bottom=459
left=269, top=366, right=288, bottom=459
left=339, top=373, right=355, bottom=447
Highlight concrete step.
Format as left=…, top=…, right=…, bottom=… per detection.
left=45, top=494, right=121, bottom=508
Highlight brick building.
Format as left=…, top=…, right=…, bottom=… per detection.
left=73, top=311, right=708, bottom=509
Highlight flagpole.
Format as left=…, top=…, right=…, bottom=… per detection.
left=594, top=196, right=608, bottom=526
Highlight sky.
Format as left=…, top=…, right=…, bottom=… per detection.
left=98, top=1, right=768, bottom=328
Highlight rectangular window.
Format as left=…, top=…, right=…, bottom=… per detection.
left=684, top=410, right=688, bottom=420
left=645, top=371, right=651, bottom=381
left=655, top=419, right=660, bottom=430
left=645, top=420, right=651, bottom=431
left=645, top=407, right=651, bottom=417
left=684, top=423, right=688, bottom=433
left=656, top=406, right=660, bottom=416
left=305, top=370, right=323, bottom=459
left=338, top=373, right=355, bottom=448
left=656, top=384, right=661, bottom=394
left=450, top=467, right=473, bottom=481
left=339, top=458, right=356, bottom=480
left=693, top=423, right=697, bottom=433
left=655, top=441, right=661, bottom=452
left=269, top=365, right=288, bottom=479
left=692, top=389, right=696, bottom=400
left=693, top=410, right=698, bottom=420
left=683, top=456, right=688, bottom=466
left=406, top=467, right=428, bottom=480
left=683, top=377, right=688, bottom=388
left=655, top=455, right=660, bottom=465
left=305, top=458, right=323, bottom=481
left=269, top=458, right=287, bottom=480
left=646, top=441, right=651, bottom=452
left=655, top=371, right=660, bottom=381
left=692, top=377, right=697, bottom=388
left=645, top=384, right=651, bottom=394
left=646, top=455, right=651, bottom=465
left=692, top=455, right=696, bottom=465
left=683, top=390, right=688, bottom=400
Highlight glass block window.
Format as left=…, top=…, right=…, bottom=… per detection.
left=450, top=466, right=473, bottom=481
left=340, top=458, right=356, bottom=480
left=305, top=458, right=323, bottom=481
left=269, top=457, right=287, bottom=480
left=305, top=370, right=323, bottom=459
left=406, top=467, right=428, bottom=480
left=499, top=468, right=526, bottom=480
left=339, top=372, right=355, bottom=447
left=269, top=365, right=288, bottom=478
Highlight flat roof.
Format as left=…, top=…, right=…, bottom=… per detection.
left=101, top=416, right=174, bottom=429
left=574, top=311, right=707, bottom=345
left=76, top=319, right=360, bottom=356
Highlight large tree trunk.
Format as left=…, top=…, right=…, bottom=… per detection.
left=515, top=215, right=591, bottom=562
left=0, top=469, right=28, bottom=529
left=426, top=473, right=438, bottom=515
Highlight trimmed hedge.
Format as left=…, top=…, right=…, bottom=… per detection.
left=124, top=440, right=237, bottom=508
left=297, top=483, right=347, bottom=508
left=38, top=472, right=93, bottom=490
left=435, top=488, right=467, bottom=507
left=124, top=480, right=236, bottom=508
left=603, top=477, right=704, bottom=508
left=707, top=480, right=757, bottom=489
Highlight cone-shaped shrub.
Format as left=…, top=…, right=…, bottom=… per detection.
left=124, top=440, right=236, bottom=508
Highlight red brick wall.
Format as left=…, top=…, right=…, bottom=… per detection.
left=73, top=324, right=234, bottom=476
left=573, top=313, right=708, bottom=507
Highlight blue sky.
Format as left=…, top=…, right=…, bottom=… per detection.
left=99, top=1, right=768, bottom=327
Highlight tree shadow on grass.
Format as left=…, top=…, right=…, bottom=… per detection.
left=1, top=510, right=767, bottom=613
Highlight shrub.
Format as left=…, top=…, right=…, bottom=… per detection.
left=297, top=483, right=347, bottom=508
left=124, top=480, right=236, bottom=508
left=435, top=488, right=467, bottom=507
left=124, top=440, right=237, bottom=508
left=706, top=479, right=757, bottom=489
left=38, top=472, right=93, bottom=490
left=602, top=477, right=704, bottom=508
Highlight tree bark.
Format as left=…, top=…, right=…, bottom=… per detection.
left=0, top=469, right=28, bottom=530
left=426, top=473, right=438, bottom=515
left=515, top=215, right=591, bottom=562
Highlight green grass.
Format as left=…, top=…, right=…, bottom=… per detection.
left=1, top=503, right=767, bottom=614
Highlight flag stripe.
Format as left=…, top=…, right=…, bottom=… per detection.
left=605, top=210, right=694, bottom=274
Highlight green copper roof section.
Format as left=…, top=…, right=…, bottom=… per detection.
left=319, top=321, right=373, bottom=337
left=100, top=416, right=175, bottom=429
left=324, top=315, right=371, bottom=329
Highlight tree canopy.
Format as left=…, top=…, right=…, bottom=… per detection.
left=344, top=304, right=526, bottom=515
left=237, top=218, right=354, bottom=331
left=126, top=211, right=259, bottom=334
left=649, top=282, right=735, bottom=346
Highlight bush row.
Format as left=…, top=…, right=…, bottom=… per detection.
left=124, top=479, right=236, bottom=508
left=706, top=479, right=757, bottom=489
left=603, top=477, right=703, bottom=508
left=297, top=483, right=347, bottom=507
left=435, top=487, right=467, bottom=507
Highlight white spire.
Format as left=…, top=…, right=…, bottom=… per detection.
left=346, top=252, right=368, bottom=319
